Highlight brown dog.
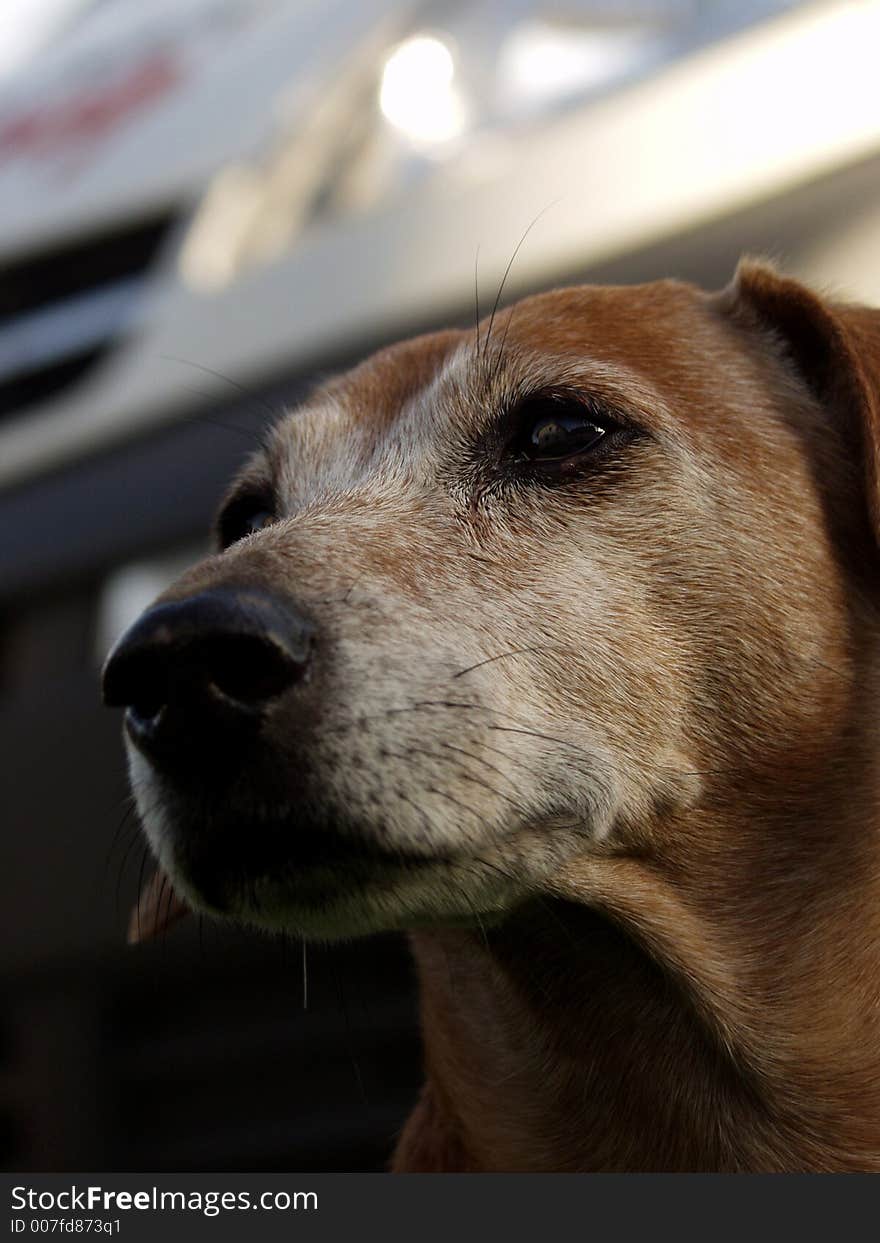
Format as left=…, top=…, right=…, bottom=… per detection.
left=103, top=260, right=880, bottom=1171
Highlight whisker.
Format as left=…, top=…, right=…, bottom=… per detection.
left=391, top=787, right=438, bottom=844
left=387, top=744, right=521, bottom=811
left=105, top=802, right=140, bottom=874
left=174, top=394, right=269, bottom=445
left=470, top=897, right=492, bottom=953
left=114, top=811, right=153, bottom=920
left=487, top=723, right=581, bottom=751
left=341, top=570, right=368, bottom=606
left=135, top=843, right=150, bottom=945
left=425, top=783, right=498, bottom=831
left=452, top=645, right=557, bottom=679
left=160, top=354, right=283, bottom=429
left=473, top=242, right=482, bottom=353
left=158, top=871, right=171, bottom=953
left=434, top=739, right=524, bottom=798
left=481, top=201, right=559, bottom=368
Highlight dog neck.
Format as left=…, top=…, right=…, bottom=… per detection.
left=397, top=799, right=880, bottom=1172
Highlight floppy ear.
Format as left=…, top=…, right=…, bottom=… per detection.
left=128, top=869, right=190, bottom=944
left=719, top=258, right=880, bottom=547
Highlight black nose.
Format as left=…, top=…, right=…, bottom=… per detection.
left=102, top=587, right=313, bottom=765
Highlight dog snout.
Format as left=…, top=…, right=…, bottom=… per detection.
left=102, top=586, right=314, bottom=765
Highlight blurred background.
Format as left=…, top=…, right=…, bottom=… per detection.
left=2, top=0, right=880, bottom=1172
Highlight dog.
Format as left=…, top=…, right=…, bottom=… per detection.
left=102, top=259, right=880, bottom=1171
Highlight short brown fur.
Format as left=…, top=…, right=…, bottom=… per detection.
left=119, top=262, right=880, bottom=1171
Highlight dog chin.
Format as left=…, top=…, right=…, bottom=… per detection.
left=153, top=847, right=525, bottom=943
left=128, top=750, right=527, bottom=940
left=214, top=858, right=525, bottom=942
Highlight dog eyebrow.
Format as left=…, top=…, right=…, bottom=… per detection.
left=459, top=346, right=661, bottom=444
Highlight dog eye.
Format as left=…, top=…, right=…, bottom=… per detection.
left=515, top=397, right=612, bottom=463
left=217, top=495, right=277, bottom=549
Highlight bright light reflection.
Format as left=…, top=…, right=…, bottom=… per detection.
left=379, top=34, right=465, bottom=146
left=498, top=20, right=655, bottom=108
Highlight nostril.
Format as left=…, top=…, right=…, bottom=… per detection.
left=106, top=635, right=301, bottom=716
left=103, top=650, right=169, bottom=718
left=131, top=690, right=166, bottom=722
left=199, top=634, right=304, bottom=705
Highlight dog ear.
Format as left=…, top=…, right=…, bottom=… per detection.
left=719, top=258, right=880, bottom=547
left=128, top=869, right=190, bottom=944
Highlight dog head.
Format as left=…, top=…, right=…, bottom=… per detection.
left=103, top=261, right=880, bottom=941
